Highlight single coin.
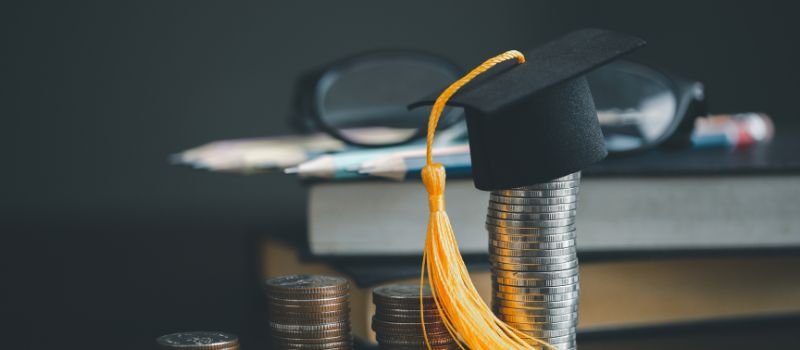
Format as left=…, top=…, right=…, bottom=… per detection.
left=271, top=337, right=352, bottom=350
left=271, top=336, right=351, bottom=344
left=372, top=317, right=448, bottom=333
left=269, top=302, right=349, bottom=313
left=507, top=179, right=580, bottom=190
left=268, top=294, right=349, bottom=306
left=493, top=304, right=579, bottom=317
left=373, top=284, right=434, bottom=304
left=269, top=328, right=351, bottom=340
left=489, top=195, right=578, bottom=205
left=486, top=217, right=575, bottom=228
left=506, top=319, right=577, bottom=330
left=493, top=290, right=581, bottom=302
left=269, top=321, right=349, bottom=332
left=489, top=254, right=576, bottom=265
left=491, top=289, right=579, bottom=302
left=376, top=335, right=456, bottom=346
left=492, top=187, right=580, bottom=198
left=523, top=335, right=575, bottom=349
left=488, top=202, right=578, bottom=213
left=492, top=268, right=578, bottom=280
left=497, top=312, right=578, bottom=324
left=490, top=259, right=578, bottom=272
left=488, top=210, right=576, bottom=221
left=487, top=225, right=575, bottom=237
left=269, top=315, right=350, bottom=326
left=490, top=239, right=575, bottom=250
left=494, top=304, right=579, bottom=317
left=489, top=246, right=577, bottom=257
left=550, top=173, right=581, bottom=182
left=268, top=308, right=350, bottom=318
left=270, top=334, right=351, bottom=344
left=266, top=275, right=349, bottom=297
left=374, top=310, right=444, bottom=323
left=374, top=308, right=443, bottom=317
left=493, top=298, right=579, bottom=310
left=489, top=233, right=576, bottom=245
left=492, top=275, right=579, bottom=287
left=503, top=325, right=575, bottom=338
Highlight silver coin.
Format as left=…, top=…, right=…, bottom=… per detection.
left=488, top=202, right=578, bottom=213
left=502, top=324, right=575, bottom=337
left=489, top=246, right=577, bottom=257
left=490, top=239, right=575, bottom=250
left=554, top=172, right=581, bottom=181
left=497, top=312, right=578, bottom=324
left=493, top=298, right=579, bottom=310
left=486, top=217, right=576, bottom=228
left=493, top=291, right=580, bottom=303
left=373, top=284, right=433, bottom=302
left=492, top=268, right=578, bottom=279
left=490, top=290, right=579, bottom=302
left=268, top=294, right=350, bottom=305
left=488, top=210, right=576, bottom=221
left=487, top=225, right=576, bottom=236
left=493, top=297, right=579, bottom=310
left=266, top=275, right=348, bottom=293
left=492, top=187, right=580, bottom=198
left=492, top=275, right=579, bottom=287
left=269, top=321, right=350, bottom=332
left=489, top=231, right=576, bottom=243
left=507, top=179, right=580, bottom=190
left=489, top=254, right=576, bottom=265
left=490, top=195, right=578, bottom=205
left=493, top=304, right=578, bottom=316
left=490, top=259, right=579, bottom=272
left=507, top=319, right=576, bottom=331
left=492, top=283, right=580, bottom=295
left=525, top=335, right=576, bottom=349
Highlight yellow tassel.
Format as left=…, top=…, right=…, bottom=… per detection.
left=419, top=50, right=555, bottom=350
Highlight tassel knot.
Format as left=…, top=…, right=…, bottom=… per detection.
left=422, top=164, right=446, bottom=212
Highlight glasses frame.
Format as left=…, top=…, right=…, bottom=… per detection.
left=597, top=60, right=707, bottom=157
left=288, top=50, right=464, bottom=148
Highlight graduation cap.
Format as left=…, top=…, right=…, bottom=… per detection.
left=411, top=29, right=646, bottom=190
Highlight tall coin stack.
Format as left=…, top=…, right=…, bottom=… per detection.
left=487, top=172, right=581, bottom=350
left=266, top=275, right=353, bottom=350
left=372, top=284, right=458, bottom=350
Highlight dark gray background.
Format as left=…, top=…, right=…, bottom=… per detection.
left=2, top=1, right=799, bottom=349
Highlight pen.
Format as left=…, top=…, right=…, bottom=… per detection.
left=284, top=144, right=426, bottom=179
left=359, top=152, right=472, bottom=181
left=172, top=134, right=346, bottom=173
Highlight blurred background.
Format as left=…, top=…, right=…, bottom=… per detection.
left=2, top=1, right=799, bottom=349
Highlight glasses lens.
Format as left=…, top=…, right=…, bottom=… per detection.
left=317, top=56, right=462, bottom=146
left=588, top=61, right=678, bottom=153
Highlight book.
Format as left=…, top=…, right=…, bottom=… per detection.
left=307, top=137, right=800, bottom=257
left=309, top=174, right=800, bottom=256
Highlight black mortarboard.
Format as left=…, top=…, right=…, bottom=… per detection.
left=411, top=29, right=646, bottom=190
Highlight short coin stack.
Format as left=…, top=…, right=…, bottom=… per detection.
left=156, top=331, right=239, bottom=350
left=266, top=274, right=352, bottom=350
left=487, top=172, right=581, bottom=350
left=372, top=284, right=458, bottom=350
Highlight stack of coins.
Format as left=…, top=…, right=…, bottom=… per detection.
left=156, top=331, right=239, bottom=350
left=266, top=275, right=352, bottom=350
left=487, top=172, right=581, bottom=350
left=372, top=284, right=457, bottom=350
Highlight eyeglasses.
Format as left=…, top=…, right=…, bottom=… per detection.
left=288, top=51, right=465, bottom=147
left=289, top=52, right=707, bottom=154
left=587, top=60, right=706, bottom=155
